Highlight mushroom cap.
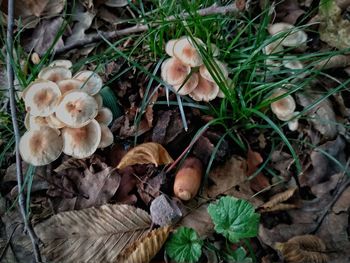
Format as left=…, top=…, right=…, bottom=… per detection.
left=61, top=119, right=101, bottom=159
left=268, top=23, right=307, bottom=47
left=38, top=66, right=72, bottom=83
left=199, top=60, right=228, bottom=82
left=19, top=126, right=63, bottom=166
left=99, top=124, right=114, bottom=148
left=57, top=79, right=84, bottom=94
left=189, top=76, right=219, bottom=102
left=263, top=41, right=284, bottom=55
left=217, top=78, right=234, bottom=98
left=282, top=57, right=304, bottom=70
left=173, top=36, right=204, bottom=67
left=211, top=43, right=220, bottom=57
left=173, top=73, right=199, bottom=95
left=94, top=94, right=103, bottom=109
left=73, top=70, right=103, bottom=95
left=24, top=113, right=49, bottom=130
left=49, top=60, right=73, bottom=69
left=95, top=107, right=113, bottom=125
left=24, top=80, right=61, bottom=117
left=287, top=112, right=299, bottom=131
left=161, top=57, right=191, bottom=86
left=270, top=88, right=296, bottom=120
left=55, top=91, right=99, bottom=128
left=165, top=39, right=178, bottom=56
left=46, top=113, right=66, bottom=129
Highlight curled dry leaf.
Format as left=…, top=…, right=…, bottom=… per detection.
left=246, top=148, right=270, bottom=192
left=35, top=204, right=152, bottom=263
left=275, top=235, right=328, bottom=263
left=117, top=142, right=173, bottom=169
left=117, top=226, right=171, bottom=263
left=259, top=188, right=299, bottom=213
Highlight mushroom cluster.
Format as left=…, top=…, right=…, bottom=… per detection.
left=20, top=60, right=114, bottom=166
left=270, top=88, right=299, bottom=131
left=161, top=36, right=229, bottom=102
left=264, top=22, right=307, bottom=71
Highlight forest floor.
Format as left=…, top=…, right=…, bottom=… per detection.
left=1, top=0, right=350, bottom=262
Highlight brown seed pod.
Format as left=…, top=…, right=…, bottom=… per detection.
left=275, top=235, right=328, bottom=263
left=174, top=157, right=203, bottom=201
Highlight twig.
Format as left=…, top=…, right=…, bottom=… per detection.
left=55, top=3, right=241, bottom=55
left=6, top=0, right=42, bottom=262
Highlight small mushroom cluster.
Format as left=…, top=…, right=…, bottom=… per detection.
left=270, top=87, right=299, bottom=131
left=161, top=36, right=229, bottom=101
left=20, top=60, right=114, bottom=166
left=264, top=22, right=307, bottom=71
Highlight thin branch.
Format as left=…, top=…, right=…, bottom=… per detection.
left=6, top=0, right=42, bottom=262
left=55, top=3, right=241, bottom=55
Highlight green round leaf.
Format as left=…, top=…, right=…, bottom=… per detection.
left=165, top=227, right=203, bottom=263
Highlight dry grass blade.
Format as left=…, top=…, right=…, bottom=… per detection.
left=35, top=204, right=152, bottom=263
left=260, top=188, right=298, bottom=212
left=275, top=235, right=328, bottom=263
left=118, top=226, right=171, bottom=263
left=117, top=142, right=173, bottom=169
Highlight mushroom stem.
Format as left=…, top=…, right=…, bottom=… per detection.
left=174, top=157, right=203, bottom=201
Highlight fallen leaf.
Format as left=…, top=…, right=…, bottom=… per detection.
left=275, top=235, right=328, bottom=263
left=246, top=148, right=270, bottom=192
left=152, top=110, right=173, bottom=144
left=259, top=188, right=299, bottom=213
left=117, top=226, right=171, bottom=263
left=150, top=195, right=182, bottom=226
left=117, top=142, right=173, bottom=169
left=138, top=172, right=164, bottom=205
left=35, top=204, right=152, bottom=263
left=114, top=167, right=138, bottom=204
left=24, top=17, right=64, bottom=55
left=276, top=0, right=305, bottom=24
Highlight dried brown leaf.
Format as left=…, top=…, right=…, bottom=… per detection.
left=247, top=148, right=270, bottom=192
left=260, top=188, right=298, bottom=212
left=275, top=235, right=328, bottom=263
left=35, top=204, right=152, bottom=263
left=118, top=226, right=171, bottom=263
left=117, top=142, right=173, bottom=170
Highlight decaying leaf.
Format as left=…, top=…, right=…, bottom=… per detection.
left=275, top=235, right=328, bottom=263
left=246, top=148, right=270, bottom=192
left=117, top=142, right=173, bottom=169
left=117, top=226, right=171, bottom=263
left=259, top=188, right=299, bottom=213
left=35, top=204, right=152, bottom=263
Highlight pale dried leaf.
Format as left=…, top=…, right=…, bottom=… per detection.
left=260, top=188, right=298, bottom=212
left=104, top=0, right=129, bottom=7
left=118, top=226, right=171, bottom=263
left=275, top=235, right=328, bottom=263
left=35, top=204, right=152, bottom=263
left=54, top=158, right=87, bottom=173
left=12, top=0, right=65, bottom=18
left=117, top=142, right=173, bottom=169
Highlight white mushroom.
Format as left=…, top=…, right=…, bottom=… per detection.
left=95, top=107, right=113, bottom=126
left=93, top=94, right=103, bottom=109
left=173, top=36, right=204, bottom=67
left=165, top=39, right=178, bottom=57
left=57, top=79, right=84, bottom=94
left=74, top=70, right=103, bottom=96
left=19, top=127, right=63, bottom=166
left=173, top=73, right=199, bottom=95
left=189, top=76, right=219, bottom=102
left=38, top=66, right=72, bottom=83
left=268, top=22, right=307, bottom=47
left=99, top=124, right=114, bottom=148
left=55, top=91, right=98, bottom=128
left=270, top=88, right=296, bottom=120
left=49, top=60, right=73, bottom=69
left=46, top=113, right=66, bottom=129
left=161, top=57, right=191, bottom=86
left=199, top=60, right=229, bottom=82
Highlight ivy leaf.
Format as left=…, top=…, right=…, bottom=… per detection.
left=165, top=227, right=203, bottom=263
left=207, top=196, right=260, bottom=243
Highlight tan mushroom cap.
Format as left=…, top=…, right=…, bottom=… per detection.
left=19, top=126, right=63, bottom=166
left=94, top=94, right=103, bottom=109
left=62, top=119, right=101, bottom=159
left=270, top=88, right=296, bottom=120
left=95, top=107, right=113, bottom=126
left=189, top=76, right=219, bottom=102
left=49, top=60, right=72, bottom=69
left=161, top=57, right=191, bottom=85
left=217, top=78, right=234, bottom=98
left=173, top=73, right=199, bottom=95
left=55, top=91, right=98, bottom=128
left=211, top=43, right=220, bottom=57
left=199, top=60, right=228, bottom=82
left=173, top=36, right=204, bottom=67
left=263, top=41, right=284, bottom=55
left=99, top=124, right=114, bottom=148
left=268, top=23, right=307, bottom=47
left=24, top=80, right=61, bottom=117
left=57, top=79, right=84, bottom=94
left=46, top=113, right=66, bottom=129
left=165, top=39, right=178, bottom=56
left=74, top=70, right=103, bottom=96
left=38, top=66, right=72, bottom=83
left=282, top=57, right=304, bottom=70
left=24, top=113, right=49, bottom=130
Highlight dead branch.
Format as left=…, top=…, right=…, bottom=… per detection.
left=55, top=3, right=241, bottom=55
left=6, top=0, right=42, bottom=262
